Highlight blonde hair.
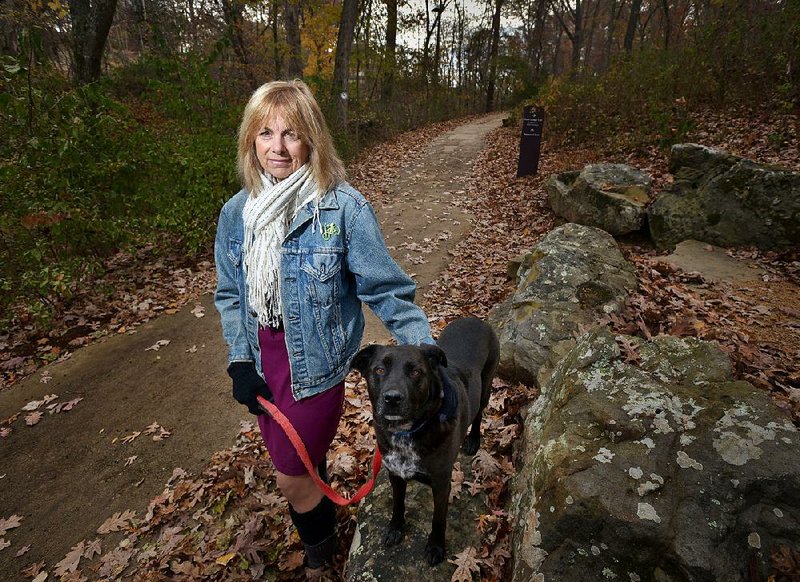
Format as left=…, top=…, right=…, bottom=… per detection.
left=237, top=80, right=346, bottom=196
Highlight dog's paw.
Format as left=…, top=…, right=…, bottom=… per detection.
left=383, top=527, right=403, bottom=547
left=462, top=434, right=480, bottom=455
left=424, top=542, right=446, bottom=566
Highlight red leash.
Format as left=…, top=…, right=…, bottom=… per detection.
left=256, top=395, right=382, bottom=506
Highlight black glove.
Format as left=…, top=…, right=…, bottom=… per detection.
left=227, top=361, right=274, bottom=415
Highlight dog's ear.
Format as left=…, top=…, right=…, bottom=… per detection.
left=351, top=345, right=378, bottom=375
left=421, top=344, right=447, bottom=369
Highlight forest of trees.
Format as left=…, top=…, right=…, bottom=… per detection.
left=3, top=0, right=797, bottom=125
left=1, top=0, right=797, bottom=327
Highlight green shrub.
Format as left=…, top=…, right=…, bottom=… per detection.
left=0, top=54, right=239, bottom=328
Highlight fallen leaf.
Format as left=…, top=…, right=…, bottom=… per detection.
left=122, top=431, right=141, bottom=444
left=124, top=456, right=137, bottom=466
left=25, top=411, right=43, bottom=426
left=84, top=539, right=101, bottom=559
left=54, top=541, right=84, bottom=576
left=143, top=421, right=160, bottom=435
left=153, top=427, right=171, bottom=441
left=0, top=538, right=10, bottom=551
left=97, top=510, right=136, bottom=534
left=278, top=550, right=304, bottom=571
left=215, top=552, right=236, bottom=566
left=0, top=514, right=22, bottom=536
left=449, top=546, right=481, bottom=581
left=22, top=400, right=43, bottom=411
left=15, top=544, right=30, bottom=557
left=244, top=466, right=255, bottom=486
left=21, top=561, right=45, bottom=578
left=145, top=339, right=170, bottom=351
left=49, top=397, right=83, bottom=414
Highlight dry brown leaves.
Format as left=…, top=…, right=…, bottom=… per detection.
left=10, top=106, right=800, bottom=579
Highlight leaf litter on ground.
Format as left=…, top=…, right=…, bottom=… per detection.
left=11, top=107, right=800, bottom=580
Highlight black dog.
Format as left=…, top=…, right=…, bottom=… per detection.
left=351, top=317, right=499, bottom=565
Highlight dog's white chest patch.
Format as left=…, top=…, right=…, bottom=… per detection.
left=383, top=440, right=421, bottom=479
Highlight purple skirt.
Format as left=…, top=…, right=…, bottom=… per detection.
left=256, top=326, right=345, bottom=476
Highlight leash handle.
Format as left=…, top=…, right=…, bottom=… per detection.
left=256, top=395, right=382, bottom=506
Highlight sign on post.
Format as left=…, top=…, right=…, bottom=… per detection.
left=517, top=105, right=545, bottom=177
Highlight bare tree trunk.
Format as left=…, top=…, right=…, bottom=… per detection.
left=454, top=1, right=465, bottom=92
left=660, top=0, right=671, bottom=49
left=221, top=0, right=256, bottom=85
left=433, top=4, right=443, bottom=85
left=552, top=0, right=586, bottom=74
left=272, top=0, right=282, bottom=78
left=382, top=0, right=397, bottom=101
left=68, top=0, right=119, bottom=85
left=284, top=0, right=303, bottom=78
left=583, top=0, right=602, bottom=68
left=332, top=0, right=359, bottom=128
left=529, top=0, right=548, bottom=76
left=570, top=0, right=584, bottom=71
left=485, top=0, right=503, bottom=112
left=624, top=0, right=642, bottom=51
left=552, top=22, right=564, bottom=75
left=603, top=0, right=625, bottom=68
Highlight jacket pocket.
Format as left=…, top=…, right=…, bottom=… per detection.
left=300, top=250, right=345, bottom=360
left=301, top=251, right=343, bottom=309
left=227, top=238, right=243, bottom=266
left=300, top=251, right=341, bottom=283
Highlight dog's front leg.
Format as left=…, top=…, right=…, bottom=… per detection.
left=425, top=476, right=451, bottom=566
left=384, top=472, right=407, bottom=546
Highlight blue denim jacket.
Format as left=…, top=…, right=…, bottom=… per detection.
left=214, top=181, right=434, bottom=400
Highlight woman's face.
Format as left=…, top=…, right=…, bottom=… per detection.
left=255, top=112, right=310, bottom=181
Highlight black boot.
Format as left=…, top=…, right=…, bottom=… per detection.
left=289, top=497, right=337, bottom=571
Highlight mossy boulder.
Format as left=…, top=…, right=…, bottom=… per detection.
left=488, top=223, right=637, bottom=387
left=545, top=164, right=653, bottom=235
left=648, top=143, right=800, bottom=249
left=509, top=327, right=800, bottom=581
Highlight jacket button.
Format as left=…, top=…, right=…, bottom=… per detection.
left=249, top=310, right=257, bottom=317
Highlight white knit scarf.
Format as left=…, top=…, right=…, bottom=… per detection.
left=242, top=164, right=321, bottom=327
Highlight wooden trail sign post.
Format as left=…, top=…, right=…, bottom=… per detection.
left=516, top=105, right=545, bottom=177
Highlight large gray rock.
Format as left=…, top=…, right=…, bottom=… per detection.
left=545, top=164, right=653, bottom=235
left=488, top=223, right=637, bottom=387
left=648, top=143, right=800, bottom=249
left=346, top=462, right=489, bottom=581
left=510, top=326, right=800, bottom=581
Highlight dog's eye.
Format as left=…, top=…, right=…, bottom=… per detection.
left=409, top=369, right=422, bottom=379
left=374, top=367, right=386, bottom=376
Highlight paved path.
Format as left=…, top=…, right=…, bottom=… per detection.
left=364, top=113, right=505, bottom=343
left=0, top=113, right=504, bottom=577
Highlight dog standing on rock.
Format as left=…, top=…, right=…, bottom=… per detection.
left=351, top=317, right=500, bottom=565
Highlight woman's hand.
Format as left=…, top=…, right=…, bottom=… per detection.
left=227, top=362, right=274, bottom=415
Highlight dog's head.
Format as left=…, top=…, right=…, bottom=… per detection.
left=351, top=344, right=447, bottom=431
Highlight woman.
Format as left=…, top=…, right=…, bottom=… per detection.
left=214, top=80, right=434, bottom=577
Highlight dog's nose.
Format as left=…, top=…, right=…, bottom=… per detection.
left=383, top=390, right=403, bottom=407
